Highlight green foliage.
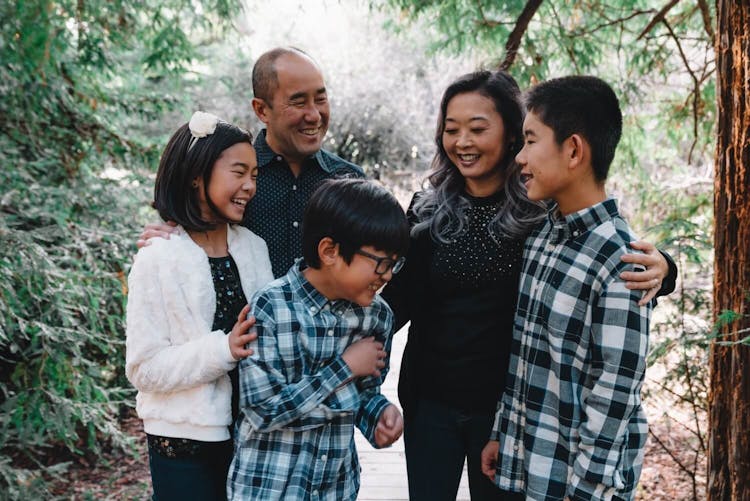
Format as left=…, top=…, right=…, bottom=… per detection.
left=375, top=0, right=716, bottom=164
left=376, top=1, right=717, bottom=495
left=0, top=0, right=243, bottom=496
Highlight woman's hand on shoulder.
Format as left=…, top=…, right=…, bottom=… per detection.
left=620, top=239, right=668, bottom=305
left=229, top=304, right=258, bottom=360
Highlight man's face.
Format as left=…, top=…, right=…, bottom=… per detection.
left=255, top=53, right=330, bottom=163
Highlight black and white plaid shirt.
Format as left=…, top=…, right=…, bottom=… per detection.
left=228, top=260, right=394, bottom=500
left=492, top=199, right=651, bottom=501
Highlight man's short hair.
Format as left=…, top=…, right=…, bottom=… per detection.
left=524, top=75, right=623, bottom=181
left=252, top=47, right=313, bottom=105
left=302, top=179, right=410, bottom=269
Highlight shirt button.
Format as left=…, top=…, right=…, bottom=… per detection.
left=276, top=155, right=283, bottom=161
left=310, top=307, right=317, bottom=313
left=327, top=330, right=334, bottom=336
left=321, top=454, right=327, bottom=461
left=292, top=221, right=299, bottom=228
left=292, top=184, right=297, bottom=191
left=312, top=490, right=319, bottom=497
left=513, top=444, right=519, bottom=451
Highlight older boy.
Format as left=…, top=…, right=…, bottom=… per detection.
left=228, top=179, right=409, bottom=500
left=481, top=76, right=651, bottom=500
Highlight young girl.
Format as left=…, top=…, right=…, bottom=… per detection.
left=381, top=71, right=675, bottom=500
left=126, top=111, right=273, bottom=500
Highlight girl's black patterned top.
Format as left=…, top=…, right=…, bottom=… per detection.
left=209, top=254, right=248, bottom=424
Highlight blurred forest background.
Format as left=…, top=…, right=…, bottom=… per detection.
left=0, top=0, right=745, bottom=499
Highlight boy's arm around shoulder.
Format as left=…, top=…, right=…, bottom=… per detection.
left=125, top=245, right=236, bottom=393
left=238, top=290, right=355, bottom=432
left=354, top=299, right=399, bottom=448
left=569, top=267, right=651, bottom=500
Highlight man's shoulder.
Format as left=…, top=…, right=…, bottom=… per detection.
left=318, top=148, right=365, bottom=178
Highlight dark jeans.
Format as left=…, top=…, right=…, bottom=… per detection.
left=404, top=398, right=525, bottom=501
left=148, top=437, right=233, bottom=501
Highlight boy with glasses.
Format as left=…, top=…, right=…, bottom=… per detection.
left=228, top=178, right=409, bottom=500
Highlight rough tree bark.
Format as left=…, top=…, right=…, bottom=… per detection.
left=708, top=0, right=750, bottom=499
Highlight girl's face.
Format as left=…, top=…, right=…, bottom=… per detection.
left=196, top=142, right=258, bottom=223
left=442, top=91, right=508, bottom=195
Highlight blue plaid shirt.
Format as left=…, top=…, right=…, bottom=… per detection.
left=228, top=260, right=394, bottom=501
left=492, top=199, right=651, bottom=501
left=243, top=130, right=365, bottom=278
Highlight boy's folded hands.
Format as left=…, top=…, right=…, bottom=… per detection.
left=342, top=336, right=387, bottom=378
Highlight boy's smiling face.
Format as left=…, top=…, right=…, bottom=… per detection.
left=331, top=245, right=397, bottom=307
left=516, top=111, right=572, bottom=202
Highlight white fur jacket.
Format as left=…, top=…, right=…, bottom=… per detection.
left=125, top=224, right=274, bottom=442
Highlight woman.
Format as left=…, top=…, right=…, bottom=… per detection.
left=381, top=70, right=673, bottom=500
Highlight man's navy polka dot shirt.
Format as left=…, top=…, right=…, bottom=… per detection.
left=243, top=129, right=365, bottom=278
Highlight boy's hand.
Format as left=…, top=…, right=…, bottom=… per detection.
left=228, top=304, right=258, bottom=360
left=480, top=440, right=500, bottom=481
left=620, top=240, right=667, bottom=305
left=374, top=404, right=403, bottom=447
left=136, top=221, right=179, bottom=249
left=342, top=336, right=386, bottom=378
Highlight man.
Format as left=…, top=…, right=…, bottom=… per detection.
left=245, top=48, right=364, bottom=277
left=139, top=47, right=364, bottom=277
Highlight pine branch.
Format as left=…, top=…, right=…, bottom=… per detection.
left=637, top=0, right=681, bottom=40
left=498, top=0, right=544, bottom=71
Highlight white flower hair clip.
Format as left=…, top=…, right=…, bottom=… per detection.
left=188, top=111, right=220, bottom=150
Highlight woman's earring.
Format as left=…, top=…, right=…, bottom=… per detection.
left=192, top=180, right=199, bottom=188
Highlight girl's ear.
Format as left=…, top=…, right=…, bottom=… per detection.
left=317, top=237, right=340, bottom=267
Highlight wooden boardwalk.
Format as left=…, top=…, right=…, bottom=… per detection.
left=354, top=324, right=471, bottom=500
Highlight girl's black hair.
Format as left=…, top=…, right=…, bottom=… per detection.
left=153, top=121, right=253, bottom=232
left=302, top=179, right=409, bottom=268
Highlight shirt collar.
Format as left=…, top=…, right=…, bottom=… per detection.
left=254, top=129, right=332, bottom=173
left=547, top=198, right=620, bottom=244
left=286, top=258, right=350, bottom=315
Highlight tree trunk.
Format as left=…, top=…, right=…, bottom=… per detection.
left=708, top=0, right=750, bottom=499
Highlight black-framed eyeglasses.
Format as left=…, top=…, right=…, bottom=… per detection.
left=354, top=249, right=405, bottom=275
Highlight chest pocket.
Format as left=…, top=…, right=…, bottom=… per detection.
left=541, top=275, right=591, bottom=346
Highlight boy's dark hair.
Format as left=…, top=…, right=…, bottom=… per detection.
left=302, top=179, right=410, bottom=268
left=524, top=75, right=622, bottom=181
left=153, top=120, right=253, bottom=232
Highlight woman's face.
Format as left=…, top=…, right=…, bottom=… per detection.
left=442, top=91, right=508, bottom=195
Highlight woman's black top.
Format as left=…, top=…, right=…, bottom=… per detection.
left=382, top=191, right=524, bottom=413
